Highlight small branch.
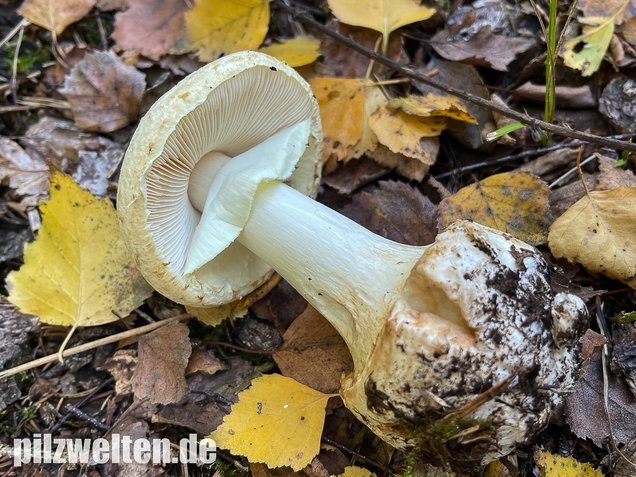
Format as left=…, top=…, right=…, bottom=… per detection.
left=434, top=133, right=636, bottom=179
left=0, top=314, right=192, bottom=380
left=279, top=0, right=636, bottom=153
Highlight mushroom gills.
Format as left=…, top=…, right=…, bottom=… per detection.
left=184, top=120, right=312, bottom=274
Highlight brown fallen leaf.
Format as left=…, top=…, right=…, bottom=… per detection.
left=273, top=306, right=352, bottom=394
left=323, top=156, right=390, bottom=195
left=342, top=180, right=438, bottom=246
left=60, top=50, right=146, bottom=133
left=18, top=0, right=96, bottom=35
left=112, top=0, right=187, bottom=61
left=599, top=77, right=636, bottom=132
left=596, top=154, right=636, bottom=190
left=133, top=321, right=191, bottom=405
left=318, top=20, right=407, bottom=78
left=438, top=172, right=551, bottom=245
left=565, top=350, right=636, bottom=446
left=548, top=186, right=636, bottom=288
left=432, top=26, right=536, bottom=71
left=186, top=348, right=227, bottom=376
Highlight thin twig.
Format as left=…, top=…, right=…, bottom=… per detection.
left=434, top=133, right=636, bottom=179
left=278, top=0, right=636, bottom=153
left=0, top=314, right=192, bottom=380
left=321, top=436, right=388, bottom=472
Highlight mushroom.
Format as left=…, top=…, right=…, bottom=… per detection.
left=117, top=51, right=588, bottom=470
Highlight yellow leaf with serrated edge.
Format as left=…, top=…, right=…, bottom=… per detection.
left=438, top=172, right=551, bottom=245
left=18, top=0, right=96, bottom=35
left=7, top=171, right=151, bottom=326
left=310, top=77, right=365, bottom=161
left=388, top=94, right=477, bottom=123
left=186, top=0, right=269, bottom=61
left=327, top=0, right=435, bottom=51
left=562, top=0, right=630, bottom=76
left=535, top=451, right=604, bottom=477
left=211, top=374, right=331, bottom=471
left=259, top=36, right=321, bottom=67
left=333, top=466, right=377, bottom=477
left=369, top=105, right=444, bottom=163
left=548, top=186, right=636, bottom=289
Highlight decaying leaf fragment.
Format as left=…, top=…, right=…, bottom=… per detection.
left=60, top=51, right=146, bottom=133
left=211, top=374, right=332, bottom=471
left=112, top=0, right=187, bottom=61
left=18, top=0, right=96, bottom=35
left=134, top=321, right=191, bottom=405
left=548, top=186, right=636, bottom=288
left=186, top=0, right=269, bottom=61
left=7, top=171, right=152, bottom=326
left=562, top=0, right=632, bottom=76
left=438, top=172, right=551, bottom=245
left=259, top=36, right=321, bottom=67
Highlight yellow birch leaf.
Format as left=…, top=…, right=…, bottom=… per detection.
left=535, top=450, right=604, bottom=477
left=327, top=0, right=435, bottom=50
left=345, top=85, right=386, bottom=161
left=185, top=0, right=269, bottom=61
left=211, top=374, right=331, bottom=471
left=387, top=94, right=477, bottom=123
left=18, top=0, right=97, bottom=35
left=562, top=0, right=630, bottom=76
left=310, top=77, right=365, bottom=161
left=562, top=17, right=615, bottom=77
left=333, top=466, right=377, bottom=477
left=438, top=172, right=551, bottom=245
left=548, top=186, right=636, bottom=289
left=369, top=105, right=445, bottom=164
left=259, top=36, right=321, bottom=67
left=7, top=171, right=151, bottom=326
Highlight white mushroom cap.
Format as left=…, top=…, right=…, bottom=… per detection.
left=117, top=51, right=322, bottom=306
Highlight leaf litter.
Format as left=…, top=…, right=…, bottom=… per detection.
left=1, top=0, right=636, bottom=475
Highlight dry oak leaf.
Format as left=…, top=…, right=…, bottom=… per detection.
left=387, top=94, right=477, bottom=123
left=186, top=0, right=268, bottom=61
left=112, top=0, right=187, bottom=61
left=309, top=77, right=366, bottom=161
left=562, top=0, right=631, bottom=76
left=18, top=0, right=96, bottom=35
left=535, top=451, right=603, bottom=477
left=438, top=172, right=551, bottom=245
left=369, top=105, right=444, bottom=164
left=134, top=321, right=191, bottom=405
left=60, top=50, right=146, bottom=133
left=259, top=36, right=321, bottom=67
left=211, top=374, right=332, bottom=471
left=7, top=171, right=152, bottom=326
left=333, top=467, right=377, bottom=477
left=273, top=306, right=352, bottom=394
left=548, top=186, right=636, bottom=289
left=327, top=0, right=435, bottom=51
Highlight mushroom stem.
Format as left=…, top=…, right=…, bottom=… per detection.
left=238, top=181, right=425, bottom=369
